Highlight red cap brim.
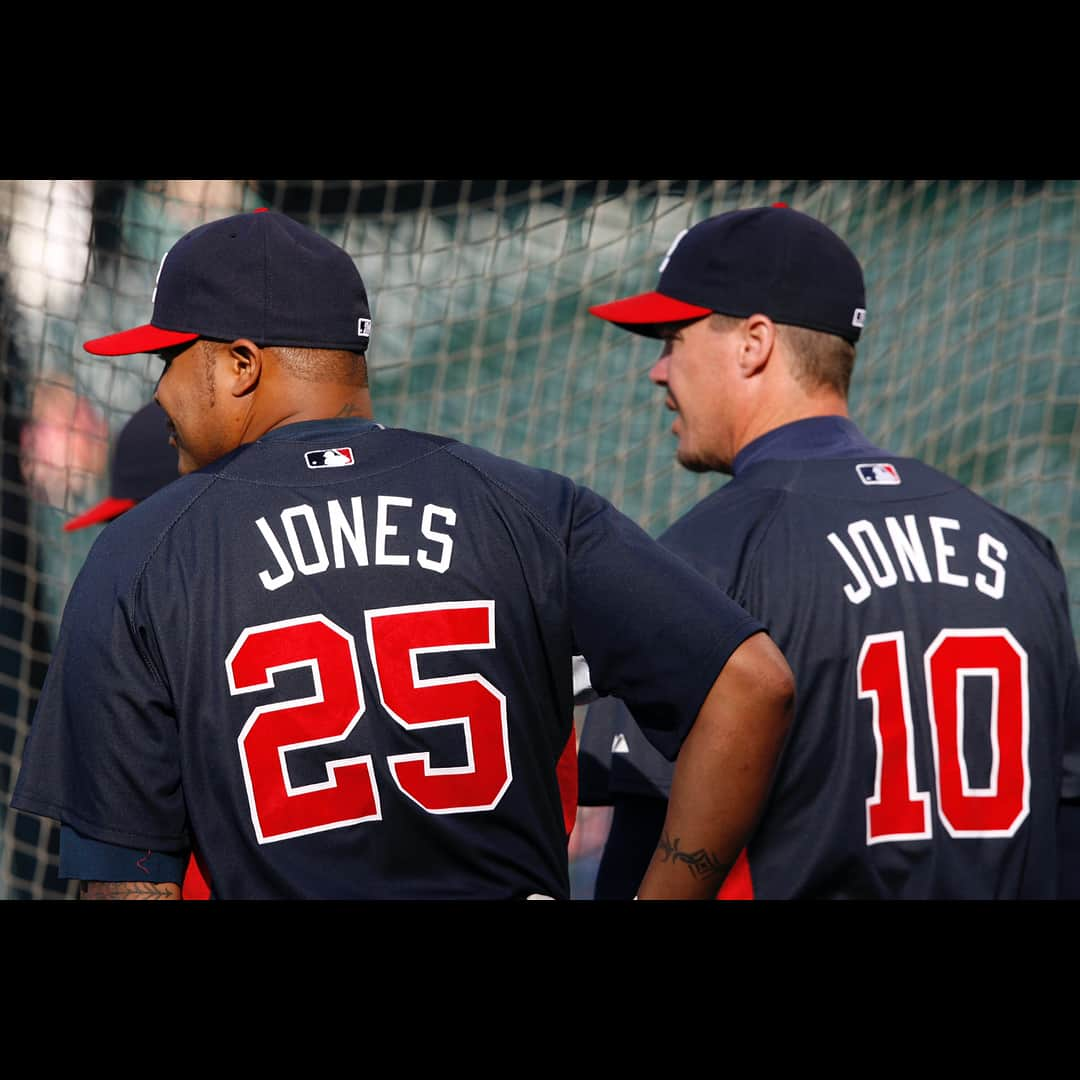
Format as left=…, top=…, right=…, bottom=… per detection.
left=63, top=496, right=138, bottom=532
left=84, top=325, right=199, bottom=357
left=589, top=291, right=712, bottom=336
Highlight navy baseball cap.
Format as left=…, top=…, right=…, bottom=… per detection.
left=590, top=206, right=867, bottom=343
left=64, top=402, right=177, bottom=531
left=84, top=209, right=373, bottom=356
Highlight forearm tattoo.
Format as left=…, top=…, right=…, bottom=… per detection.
left=657, top=832, right=729, bottom=882
left=80, top=880, right=180, bottom=900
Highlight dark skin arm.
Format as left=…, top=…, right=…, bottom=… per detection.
left=81, top=881, right=181, bottom=900
left=636, top=631, right=795, bottom=900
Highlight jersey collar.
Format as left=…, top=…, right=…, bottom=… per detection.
left=732, top=416, right=886, bottom=476
left=256, top=418, right=385, bottom=444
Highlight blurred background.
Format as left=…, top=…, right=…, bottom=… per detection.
left=2, top=178, right=1077, bottom=899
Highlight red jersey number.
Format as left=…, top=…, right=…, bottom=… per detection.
left=859, top=628, right=1029, bottom=844
left=227, top=603, right=510, bottom=844
left=366, top=602, right=509, bottom=814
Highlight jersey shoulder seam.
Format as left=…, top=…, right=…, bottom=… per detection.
left=440, top=444, right=567, bottom=551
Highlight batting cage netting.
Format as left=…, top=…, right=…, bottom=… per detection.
left=2, top=179, right=1077, bottom=898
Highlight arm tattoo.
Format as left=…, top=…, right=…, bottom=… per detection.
left=657, top=832, right=729, bottom=882
left=80, top=880, right=181, bottom=900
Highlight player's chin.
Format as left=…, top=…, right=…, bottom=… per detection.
left=675, top=442, right=724, bottom=474
left=673, top=432, right=700, bottom=470
left=675, top=448, right=714, bottom=473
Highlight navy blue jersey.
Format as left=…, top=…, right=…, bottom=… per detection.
left=12, top=418, right=762, bottom=899
left=580, top=417, right=1080, bottom=899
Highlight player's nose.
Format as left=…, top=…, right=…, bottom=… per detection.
left=648, top=353, right=669, bottom=385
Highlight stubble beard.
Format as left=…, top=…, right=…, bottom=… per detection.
left=675, top=432, right=731, bottom=475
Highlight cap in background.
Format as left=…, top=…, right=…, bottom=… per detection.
left=64, top=402, right=177, bottom=531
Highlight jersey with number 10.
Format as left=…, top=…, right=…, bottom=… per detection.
left=698, top=454, right=1079, bottom=897
left=588, top=447, right=1080, bottom=898
left=12, top=419, right=762, bottom=899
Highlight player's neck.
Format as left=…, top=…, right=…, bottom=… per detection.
left=257, top=388, right=375, bottom=435
left=734, top=393, right=849, bottom=459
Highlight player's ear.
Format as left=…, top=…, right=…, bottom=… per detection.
left=226, top=339, right=263, bottom=397
left=737, top=314, right=775, bottom=378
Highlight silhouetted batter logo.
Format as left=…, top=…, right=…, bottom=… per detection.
left=856, top=462, right=901, bottom=485
left=305, top=447, right=355, bottom=469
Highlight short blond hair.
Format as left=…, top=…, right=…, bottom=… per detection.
left=709, top=313, right=855, bottom=397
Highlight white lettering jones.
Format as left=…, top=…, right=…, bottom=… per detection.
left=826, top=513, right=1007, bottom=605
left=255, top=495, right=457, bottom=591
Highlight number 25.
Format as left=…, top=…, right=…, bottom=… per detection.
left=226, top=601, right=510, bottom=844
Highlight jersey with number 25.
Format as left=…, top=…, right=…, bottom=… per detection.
left=13, top=419, right=762, bottom=899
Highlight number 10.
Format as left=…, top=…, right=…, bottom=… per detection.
left=857, top=628, right=1029, bottom=844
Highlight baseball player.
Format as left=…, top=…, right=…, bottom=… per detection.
left=580, top=205, right=1080, bottom=899
left=11, top=209, right=793, bottom=900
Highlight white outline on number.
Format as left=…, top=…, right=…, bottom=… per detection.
left=859, top=631, right=931, bottom=845
left=226, top=613, right=379, bottom=845
left=364, top=600, right=511, bottom=815
left=924, top=627, right=1030, bottom=838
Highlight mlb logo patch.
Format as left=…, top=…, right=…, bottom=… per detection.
left=856, top=462, right=901, bottom=485
left=305, top=447, right=355, bottom=469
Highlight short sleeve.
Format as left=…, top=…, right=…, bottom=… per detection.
left=59, top=826, right=188, bottom=883
left=565, top=486, right=764, bottom=760
left=11, top=544, right=189, bottom=850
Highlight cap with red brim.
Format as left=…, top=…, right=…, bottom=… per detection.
left=63, top=496, right=138, bottom=532
left=588, top=292, right=711, bottom=338
left=83, top=211, right=373, bottom=358
left=84, top=325, right=199, bottom=357
left=589, top=207, right=867, bottom=344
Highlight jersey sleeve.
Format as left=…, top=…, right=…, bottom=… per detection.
left=59, top=826, right=188, bottom=884
left=443, top=443, right=767, bottom=761
left=564, top=485, right=765, bottom=761
left=11, top=529, right=189, bottom=851
left=999, top=516, right=1080, bottom=799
